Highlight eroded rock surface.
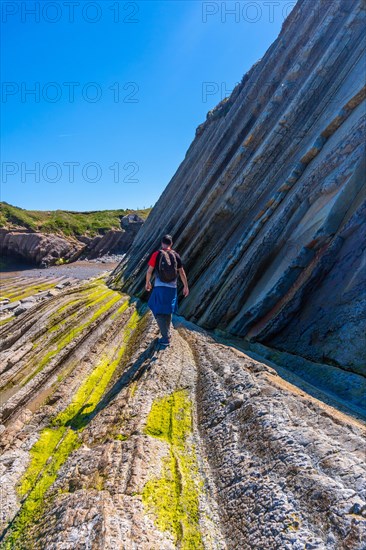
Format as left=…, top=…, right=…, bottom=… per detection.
left=0, top=229, right=83, bottom=268
left=0, top=275, right=365, bottom=549
left=0, top=214, right=144, bottom=268
left=1, top=1, right=366, bottom=547
left=81, top=215, right=144, bottom=260
left=110, top=0, right=366, bottom=377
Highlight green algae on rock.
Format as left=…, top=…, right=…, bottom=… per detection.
left=3, top=280, right=60, bottom=303
left=1, top=303, right=144, bottom=548
left=143, top=390, right=204, bottom=549
left=1, top=272, right=365, bottom=548
left=52, top=309, right=141, bottom=430
left=2, top=428, right=79, bottom=550
left=21, top=287, right=124, bottom=386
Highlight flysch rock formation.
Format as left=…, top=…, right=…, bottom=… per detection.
left=0, top=273, right=365, bottom=549
left=1, top=1, right=366, bottom=548
left=80, top=214, right=144, bottom=260
left=110, top=0, right=366, bottom=383
left=0, top=229, right=83, bottom=268
left=0, top=214, right=144, bottom=268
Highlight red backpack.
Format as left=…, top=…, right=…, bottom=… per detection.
left=157, top=249, right=178, bottom=282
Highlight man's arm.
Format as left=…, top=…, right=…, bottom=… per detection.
left=146, top=265, right=154, bottom=291
left=178, top=267, right=189, bottom=297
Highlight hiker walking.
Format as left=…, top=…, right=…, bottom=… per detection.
left=145, top=234, right=189, bottom=347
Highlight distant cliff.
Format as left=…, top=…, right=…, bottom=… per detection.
left=110, top=0, right=366, bottom=376
left=0, top=203, right=149, bottom=267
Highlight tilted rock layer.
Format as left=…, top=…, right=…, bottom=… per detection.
left=81, top=214, right=144, bottom=260
left=110, top=0, right=366, bottom=376
left=0, top=229, right=83, bottom=267
left=0, top=214, right=144, bottom=267
left=0, top=274, right=365, bottom=549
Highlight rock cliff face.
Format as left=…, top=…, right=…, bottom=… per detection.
left=0, top=229, right=83, bottom=268
left=110, top=0, right=366, bottom=376
left=0, top=215, right=144, bottom=267
left=81, top=215, right=144, bottom=260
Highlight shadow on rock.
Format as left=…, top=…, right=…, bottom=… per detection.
left=67, top=337, right=160, bottom=429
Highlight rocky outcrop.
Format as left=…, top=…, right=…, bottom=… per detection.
left=110, top=0, right=366, bottom=377
left=0, top=229, right=83, bottom=268
left=0, top=214, right=144, bottom=267
left=0, top=277, right=77, bottom=321
left=81, top=215, right=144, bottom=260
left=1, top=3, right=365, bottom=548
left=0, top=273, right=365, bottom=549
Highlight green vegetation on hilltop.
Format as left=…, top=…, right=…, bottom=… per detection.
left=0, top=202, right=151, bottom=237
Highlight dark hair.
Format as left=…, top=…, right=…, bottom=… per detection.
left=161, top=234, right=173, bottom=246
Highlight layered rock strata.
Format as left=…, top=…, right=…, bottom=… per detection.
left=0, top=274, right=365, bottom=549
left=0, top=229, right=83, bottom=268
left=81, top=215, right=144, bottom=260
left=110, top=0, right=366, bottom=376
left=0, top=214, right=144, bottom=267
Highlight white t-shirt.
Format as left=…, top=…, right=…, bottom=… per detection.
left=154, top=274, right=178, bottom=288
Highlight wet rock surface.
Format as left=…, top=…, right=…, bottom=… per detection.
left=0, top=274, right=365, bottom=549
left=1, top=261, right=117, bottom=282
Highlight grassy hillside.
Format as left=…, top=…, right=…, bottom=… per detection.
left=0, top=202, right=151, bottom=238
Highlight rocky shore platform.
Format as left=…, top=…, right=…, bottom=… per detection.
left=0, top=272, right=365, bottom=549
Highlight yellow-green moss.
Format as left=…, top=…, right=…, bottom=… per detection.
left=78, top=292, right=122, bottom=329
left=55, top=258, right=68, bottom=266
left=4, top=281, right=59, bottom=302
left=48, top=287, right=115, bottom=333
left=54, top=298, right=82, bottom=316
left=144, top=390, right=192, bottom=444
left=4, top=428, right=79, bottom=549
left=48, top=307, right=82, bottom=334
left=49, top=296, right=89, bottom=328
left=3, top=307, right=143, bottom=548
left=0, top=315, right=14, bottom=326
left=18, top=427, right=65, bottom=497
left=52, top=309, right=140, bottom=430
left=142, top=390, right=203, bottom=549
left=111, top=299, right=130, bottom=319
left=129, top=380, right=138, bottom=398
left=48, top=282, right=102, bottom=319
left=114, top=434, right=128, bottom=441
left=21, top=290, right=123, bottom=386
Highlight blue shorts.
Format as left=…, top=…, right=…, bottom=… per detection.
left=148, top=286, right=178, bottom=316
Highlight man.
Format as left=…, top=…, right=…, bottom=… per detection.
left=145, top=234, right=189, bottom=347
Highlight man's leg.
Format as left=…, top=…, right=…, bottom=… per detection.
left=164, top=314, right=172, bottom=339
left=155, top=313, right=172, bottom=343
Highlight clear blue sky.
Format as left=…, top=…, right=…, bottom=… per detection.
left=1, top=0, right=295, bottom=211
